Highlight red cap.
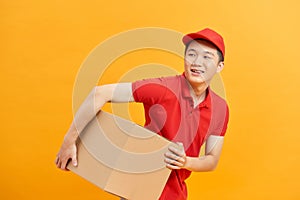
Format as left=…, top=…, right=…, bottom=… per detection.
left=182, top=28, right=225, bottom=58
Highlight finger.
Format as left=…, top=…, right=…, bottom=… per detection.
left=166, top=163, right=181, bottom=170
left=164, top=157, right=184, bottom=167
left=164, top=152, right=185, bottom=163
left=54, top=156, right=59, bottom=164
left=165, top=151, right=185, bottom=163
left=168, top=146, right=185, bottom=157
left=176, top=142, right=184, bottom=147
left=176, top=142, right=185, bottom=152
left=71, top=154, right=78, bottom=167
left=56, top=160, right=61, bottom=169
left=60, top=159, right=69, bottom=171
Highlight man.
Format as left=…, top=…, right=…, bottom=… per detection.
left=55, top=28, right=229, bottom=200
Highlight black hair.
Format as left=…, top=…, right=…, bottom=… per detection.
left=184, top=39, right=224, bottom=62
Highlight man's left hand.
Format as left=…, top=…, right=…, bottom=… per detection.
left=164, top=142, right=187, bottom=170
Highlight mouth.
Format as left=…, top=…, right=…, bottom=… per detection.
left=190, top=68, right=205, bottom=75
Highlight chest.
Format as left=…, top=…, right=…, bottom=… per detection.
left=144, top=97, right=212, bottom=156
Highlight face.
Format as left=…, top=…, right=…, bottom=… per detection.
left=184, top=40, right=224, bottom=87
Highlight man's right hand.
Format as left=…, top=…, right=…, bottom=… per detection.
left=55, top=136, right=78, bottom=171
left=54, top=83, right=134, bottom=171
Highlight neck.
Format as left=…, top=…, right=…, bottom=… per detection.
left=189, top=81, right=208, bottom=97
left=185, top=81, right=208, bottom=107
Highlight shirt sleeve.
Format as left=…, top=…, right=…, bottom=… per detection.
left=218, top=105, right=229, bottom=136
left=209, top=91, right=230, bottom=137
left=132, top=77, right=168, bottom=105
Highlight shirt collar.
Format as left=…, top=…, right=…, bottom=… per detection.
left=180, top=73, right=211, bottom=108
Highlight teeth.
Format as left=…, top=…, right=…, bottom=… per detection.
left=191, top=69, right=204, bottom=74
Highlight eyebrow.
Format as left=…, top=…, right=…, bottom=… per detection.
left=205, top=51, right=215, bottom=57
left=187, top=49, right=196, bottom=52
left=187, top=48, right=216, bottom=57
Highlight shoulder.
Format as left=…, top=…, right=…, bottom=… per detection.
left=132, top=75, right=181, bottom=103
left=209, top=89, right=228, bottom=109
left=132, top=75, right=181, bottom=89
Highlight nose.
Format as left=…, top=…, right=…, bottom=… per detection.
left=192, top=55, right=203, bottom=66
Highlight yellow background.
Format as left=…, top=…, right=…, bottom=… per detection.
left=1, top=0, right=300, bottom=199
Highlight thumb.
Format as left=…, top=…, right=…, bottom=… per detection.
left=72, top=154, right=78, bottom=167
left=176, top=142, right=184, bottom=149
left=176, top=142, right=183, bottom=146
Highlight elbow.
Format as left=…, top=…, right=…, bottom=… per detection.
left=93, top=86, right=112, bottom=111
left=205, top=158, right=219, bottom=172
left=94, top=85, right=112, bottom=103
left=209, top=159, right=220, bottom=171
left=209, top=163, right=217, bottom=171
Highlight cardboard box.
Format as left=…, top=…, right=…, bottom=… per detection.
left=67, top=111, right=176, bottom=200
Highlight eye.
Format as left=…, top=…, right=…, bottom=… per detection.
left=188, top=53, right=196, bottom=57
left=203, top=55, right=212, bottom=59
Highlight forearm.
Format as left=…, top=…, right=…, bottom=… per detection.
left=65, top=87, right=107, bottom=142
left=184, top=155, right=218, bottom=172
left=56, top=83, right=133, bottom=170
left=64, top=83, right=134, bottom=142
left=184, top=137, right=224, bottom=172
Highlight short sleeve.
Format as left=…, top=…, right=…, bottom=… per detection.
left=132, top=77, right=168, bottom=105
left=218, top=105, right=229, bottom=136
left=208, top=91, right=230, bottom=137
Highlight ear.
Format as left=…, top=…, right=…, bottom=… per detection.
left=216, top=61, right=224, bottom=73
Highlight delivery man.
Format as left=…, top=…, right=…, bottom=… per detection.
left=55, top=28, right=229, bottom=200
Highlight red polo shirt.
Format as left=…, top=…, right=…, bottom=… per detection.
left=132, top=74, right=229, bottom=200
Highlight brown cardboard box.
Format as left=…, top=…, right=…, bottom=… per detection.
left=67, top=111, right=176, bottom=200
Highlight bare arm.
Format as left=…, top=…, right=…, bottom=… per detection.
left=164, top=135, right=224, bottom=172
left=55, top=83, right=134, bottom=170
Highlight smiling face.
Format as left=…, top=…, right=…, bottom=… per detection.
left=184, top=40, right=224, bottom=88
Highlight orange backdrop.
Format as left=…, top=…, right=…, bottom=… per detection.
left=1, top=0, right=300, bottom=199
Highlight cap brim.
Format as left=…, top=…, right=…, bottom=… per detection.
left=182, top=33, right=224, bottom=58
left=182, top=33, right=212, bottom=45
